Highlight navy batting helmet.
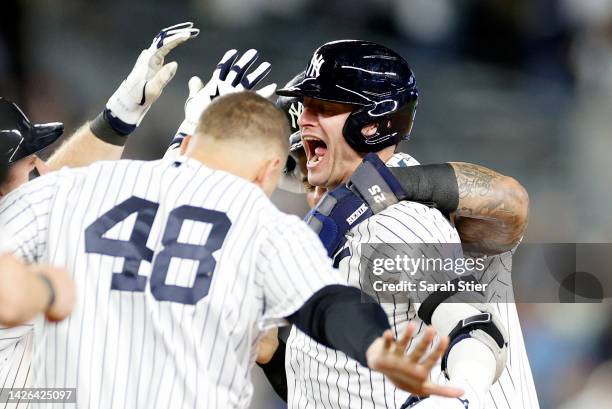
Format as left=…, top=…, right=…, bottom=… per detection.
left=276, top=40, right=418, bottom=153
left=0, top=98, right=64, bottom=165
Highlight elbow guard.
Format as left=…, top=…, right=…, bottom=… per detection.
left=441, top=303, right=508, bottom=383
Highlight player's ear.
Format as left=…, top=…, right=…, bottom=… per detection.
left=179, top=134, right=192, bottom=155
left=254, top=156, right=283, bottom=197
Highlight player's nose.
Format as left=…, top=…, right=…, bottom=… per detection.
left=298, top=105, right=318, bottom=130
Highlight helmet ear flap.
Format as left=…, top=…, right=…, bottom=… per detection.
left=343, top=98, right=418, bottom=153
left=343, top=106, right=373, bottom=152
left=343, top=106, right=402, bottom=153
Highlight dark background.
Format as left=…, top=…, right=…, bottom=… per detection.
left=2, top=0, right=611, bottom=407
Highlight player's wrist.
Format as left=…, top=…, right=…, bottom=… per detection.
left=89, top=109, right=131, bottom=146
left=163, top=130, right=189, bottom=159
left=176, top=119, right=197, bottom=138
left=35, top=266, right=75, bottom=322
left=36, top=272, right=57, bottom=312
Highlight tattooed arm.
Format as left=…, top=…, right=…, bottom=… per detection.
left=351, top=158, right=529, bottom=255
left=449, top=162, right=529, bottom=255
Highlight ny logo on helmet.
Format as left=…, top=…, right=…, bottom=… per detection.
left=288, top=102, right=304, bottom=129
left=306, top=53, right=324, bottom=78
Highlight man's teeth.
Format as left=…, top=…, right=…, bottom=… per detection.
left=305, top=139, right=326, bottom=167
left=308, top=155, right=321, bottom=166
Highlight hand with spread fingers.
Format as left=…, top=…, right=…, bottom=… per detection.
left=105, top=22, right=200, bottom=135
left=366, top=323, right=464, bottom=398
left=173, top=49, right=277, bottom=142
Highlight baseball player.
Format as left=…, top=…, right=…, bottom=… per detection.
left=1, top=22, right=200, bottom=198
left=0, top=91, right=467, bottom=409
left=269, top=40, right=538, bottom=409
left=0, top=98, right=69, bottom=403
left=0, top=22, right=199, bottom=406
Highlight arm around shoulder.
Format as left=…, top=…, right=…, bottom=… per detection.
left=450, top=162, right=529, bottom=254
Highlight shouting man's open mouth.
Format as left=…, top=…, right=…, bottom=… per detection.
left=302, top=135, right=328, bottom=169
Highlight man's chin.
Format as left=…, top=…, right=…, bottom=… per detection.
left=307, top=170, right=327, bottom=190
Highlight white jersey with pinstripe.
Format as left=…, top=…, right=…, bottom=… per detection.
left=0, top=156, right=342, bottom=409
left=462, top=248, right=540, bottom=409
left=0, top=199, right=34, bottom=409
left=285, top=152, right=539, bottom=409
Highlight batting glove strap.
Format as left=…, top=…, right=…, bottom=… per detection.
left=90, top=109, right=131, bottom=146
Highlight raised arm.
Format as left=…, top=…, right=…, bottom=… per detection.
left=450, top=162, right=529, bottom=255
left=47, top=23, right=199, bottom=170
left=46, top=123, right=123, bottom=170
left=163, top=49, right=276, bottom=159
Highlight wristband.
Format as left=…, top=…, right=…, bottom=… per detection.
left=37, top=274, right=56, bottom=310
left=89, top=110, right=131, bottom=146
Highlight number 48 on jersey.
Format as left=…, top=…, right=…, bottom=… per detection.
left=85, top=196, right=231, bottom=305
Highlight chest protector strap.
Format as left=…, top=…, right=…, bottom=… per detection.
left=346, top=153, right=409, bottom=213
left=305, top=186, right=372, bottom=257
left=305, top=154, right=406, bottom=257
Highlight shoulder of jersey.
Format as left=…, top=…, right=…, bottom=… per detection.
left=357, top=198, right=458, bottom=245
left=356, top=202, right=459, bottom=247
left=372, top=200, right=447, bottom=224
left=371, top=151, right=455, bottom=230
left=386, top=151, right=420, bottom=168
left=368, top=152, right=440, bottom=222
left=0, top=166, right=65, bottom=204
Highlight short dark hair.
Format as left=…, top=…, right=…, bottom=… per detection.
left=196, top=92, right=290, bottom=156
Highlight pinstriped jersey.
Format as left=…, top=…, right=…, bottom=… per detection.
left=286, top=152, right=539, bottom=409
left=0, top=156, right=342, bottom=409
left=0, top=328, right=32, bottom=409
left=287, top=152, right=459, bottom=409
left=466, top=249, right=540, bottom=409
left=0, top=202, right=34, bottom=409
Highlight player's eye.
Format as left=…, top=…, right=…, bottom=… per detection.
left=318, top=104, right=340, bottom=116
